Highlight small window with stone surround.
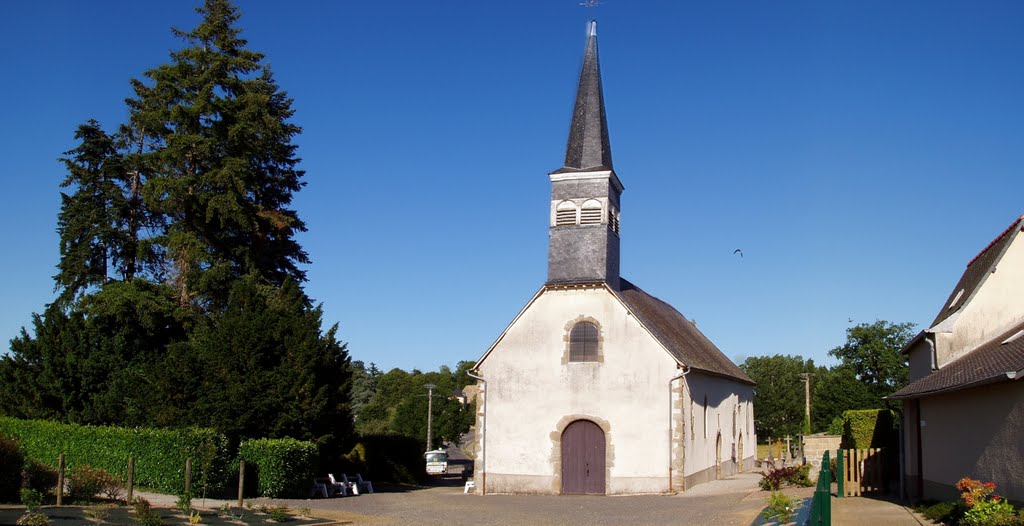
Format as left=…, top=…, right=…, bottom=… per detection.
left=563, top=317, right=603, bottom=363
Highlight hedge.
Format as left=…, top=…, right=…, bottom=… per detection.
left=831, top=409, right=898, bottom=450
left=0, top=417, right=230, bottom=495
left=0, top=434, right=24, bottom=501
left=238, top=438, right=316, bottom=498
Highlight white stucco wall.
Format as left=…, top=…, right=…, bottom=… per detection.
left=935, top=232, right=1024, bottom=365
left=475, top=285, right=753, bottom=494
left=682, top=373, right=755, bottom=484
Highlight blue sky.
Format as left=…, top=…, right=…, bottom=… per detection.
left=1, top=1, right=1022, bottom=373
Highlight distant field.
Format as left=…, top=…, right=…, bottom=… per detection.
left=755, top=442, right=787, bottom=460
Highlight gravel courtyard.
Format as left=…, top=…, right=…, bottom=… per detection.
left=263, top=472, right=802, bottom=526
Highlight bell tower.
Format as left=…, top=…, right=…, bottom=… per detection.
left=547, top=20, right=623, bottom=290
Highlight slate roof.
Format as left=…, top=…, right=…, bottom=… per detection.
left=889, top=321, right=1024, bottom=399
left=614, top=278, right=754, bottom=385
left=553, top=20, right=614, bottom=174
left=929, top=215, right=1024, bottom=328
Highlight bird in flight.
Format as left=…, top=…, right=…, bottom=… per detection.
left=579, top=0, right=605, bottom=7
left=733, top=249, right=743, bottom=258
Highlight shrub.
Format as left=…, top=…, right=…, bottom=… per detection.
left=759, top=465, right=812, bottom=491
left=20, top=488, right=43, bottom=511
left=961, top=498, right=1017, bottom=526
left=0, top=417, right=230, bottom=495
left=914, top=501, right=957, bottom=523
left=0, top=434, right=25, bottom=502
left=268, top=505, right=291, bottom=522
left=21, top=460, right=58, bottom=495
left=762, top=491, right=795, bottom=524
left=131, top=496, right=163, bottom=526
left=177, top=491, right=193, bottom=514
left=15, top=511, right=49, bottom=526
left=66, top=465, right=112, bottom=501
left=84, top=504, right=111, bottom=523
left=345, top=434, right=425, bottom=484
left=239, top=438, right=316, bottom=498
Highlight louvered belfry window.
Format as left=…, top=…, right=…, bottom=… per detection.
left=580, top=200, right=602, bottom=225
left=569, top=322, right=599, bottom=362
left=556, top=201, right=578, bottom=226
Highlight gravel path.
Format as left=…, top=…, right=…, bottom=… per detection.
left=248, top=472, right=797, bottom=526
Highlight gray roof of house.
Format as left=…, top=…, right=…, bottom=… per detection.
left=614, top=278, right=754, bottom=385
left=553, top=20, right=614, bottom=174
left=929, top=215, right=1024, bottom=328
left=889, top=321, right=1024, bottom=399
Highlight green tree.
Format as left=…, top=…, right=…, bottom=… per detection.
left=810, top=364, right=880, bottom=432
left=127, top=0, right=308, bottom=307
left=142, top=276, right=352, bottom=446
left=54, top=121, right=129, bottom=304
left=740, top=355, right=814, bottom=440
left=828, top=320, right=915, bottom=400
left=0, top=281, right=182, bottom=424
left=3, top=0, right=354, bottom=455
left=356, top=365, right=475, bottom=448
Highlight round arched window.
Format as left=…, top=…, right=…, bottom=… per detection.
left=569, top=322, right=599, bottom=362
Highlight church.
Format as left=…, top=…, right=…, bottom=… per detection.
left=469, top=21, right=756, bottom=495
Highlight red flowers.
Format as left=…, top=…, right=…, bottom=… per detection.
left=955, top=477, right=1000, bottom=508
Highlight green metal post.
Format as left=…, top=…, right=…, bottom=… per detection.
left=836, top=449, right=844, bottom=498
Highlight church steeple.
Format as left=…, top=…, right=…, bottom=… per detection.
left=547, top=20, right=623, bottom=290
left=562, top=20, right=612, bottom=172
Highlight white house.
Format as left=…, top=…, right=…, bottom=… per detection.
left=469, top=21, right=755, bottom=496
left=891, top=214, right=1024, bottom=503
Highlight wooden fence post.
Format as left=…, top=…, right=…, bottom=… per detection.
left=56, top=453, right=65, bottom=506
left=127, top=456, right=135, bottom=503
left=237, top=460, right=245, bottom=507
left=185, top=457, right=192, bottom=496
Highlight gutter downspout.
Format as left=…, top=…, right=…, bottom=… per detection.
left=925, top=335, right=937, bottom=371
left=668, top=365, right=691, bottom=493
left=467, top=370, right=487, bottom=495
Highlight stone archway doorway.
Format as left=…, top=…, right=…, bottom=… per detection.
left=561, top=420, right=606, bottom=494
left=715, top=432, right=722, bottom=479
left=737, top=433, right=744, bottom=473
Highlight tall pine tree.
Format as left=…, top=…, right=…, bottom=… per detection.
left=128, top=0, right=308, bottom=307
left=3, top=0, right=353, bottom=452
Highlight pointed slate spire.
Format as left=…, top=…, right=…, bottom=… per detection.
left=562, top=20, right=613, bottom=172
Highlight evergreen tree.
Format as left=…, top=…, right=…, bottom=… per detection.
left=127, top=0, right=308, bottom=307
left=3, top=0, right=353, bottom=454
left=0, top=281, right=182, bottom=424
left=146, top=276, right=352, bottom=445
left=54, top=121, right=129, bottom=304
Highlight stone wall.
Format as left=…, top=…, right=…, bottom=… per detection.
left=803, top=433, right=841, bottom=481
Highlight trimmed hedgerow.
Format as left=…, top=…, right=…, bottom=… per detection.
left=833, top=409, right=898, bottom=450
left=238, top=438, right=316, bottom=498
left=0, top=417, right=230, bottom=495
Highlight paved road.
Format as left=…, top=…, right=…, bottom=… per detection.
left=259, top=472, right=792, bottom=526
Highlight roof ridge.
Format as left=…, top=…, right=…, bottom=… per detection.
left=966, top=214, right=1024, bottom=268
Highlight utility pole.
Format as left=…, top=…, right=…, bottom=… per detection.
left=424, top=383, right=436, bottom=451
left=799, top=373, right=812, bottom=434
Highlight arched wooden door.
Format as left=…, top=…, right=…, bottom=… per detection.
left=561, top=420, right=606, bottom=494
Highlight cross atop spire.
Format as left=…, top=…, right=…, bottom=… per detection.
left=558, top=20, right=613, bottom=173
